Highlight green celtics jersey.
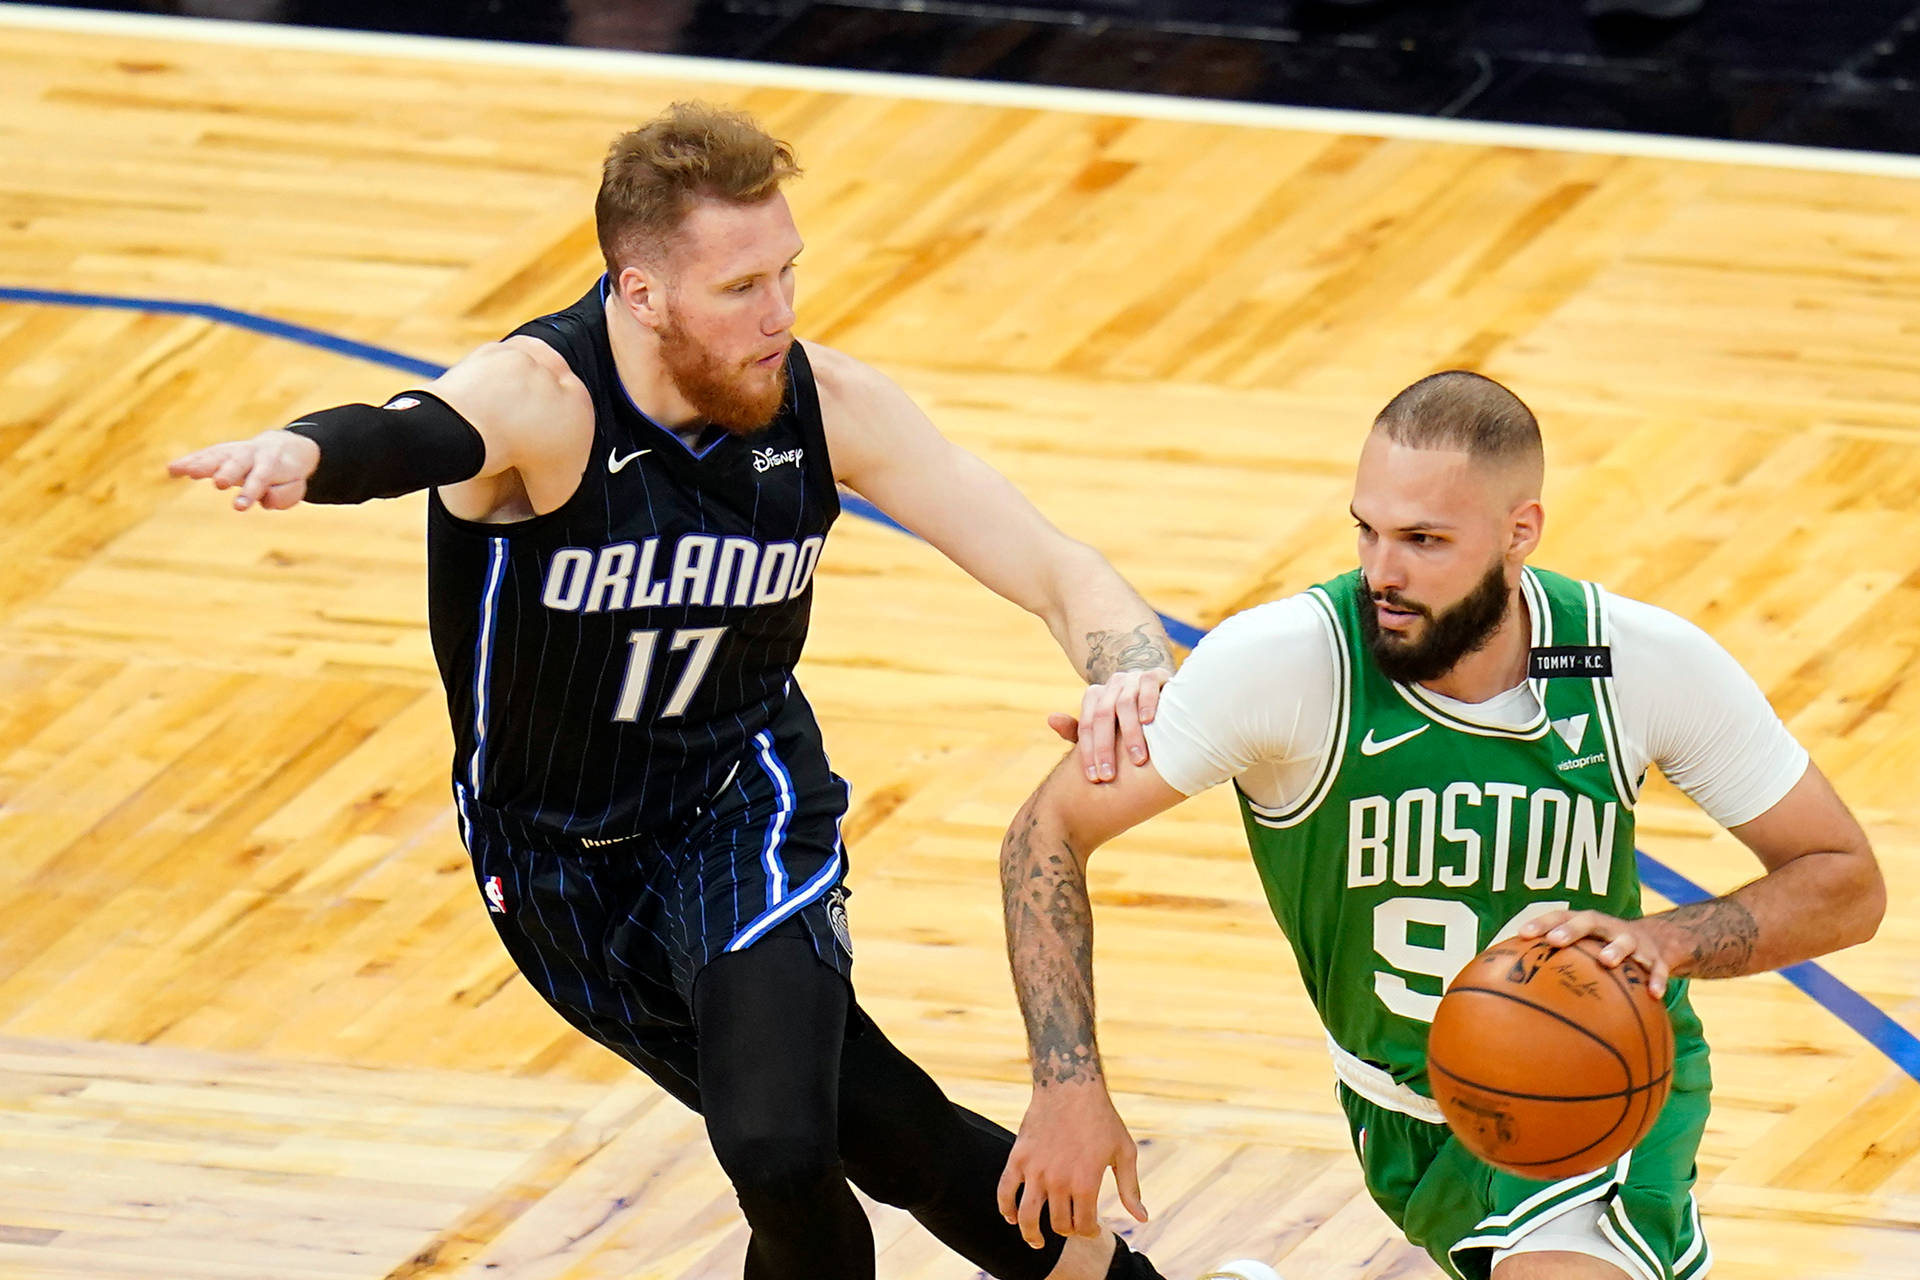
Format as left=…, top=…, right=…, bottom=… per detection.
left=1240, top=566, right=1673, bottom=1091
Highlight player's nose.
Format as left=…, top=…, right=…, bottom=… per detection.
left=1360, top=541, right=1406, bottom=592
left=763, top=294, right=795, bottom=335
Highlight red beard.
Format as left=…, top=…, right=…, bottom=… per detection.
left=658, top=319, right=789, bottom=435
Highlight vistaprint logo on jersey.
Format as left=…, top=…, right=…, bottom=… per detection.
left=753, top=446, right=803, bottom=473
left=540, top=534, right=826, bottom=613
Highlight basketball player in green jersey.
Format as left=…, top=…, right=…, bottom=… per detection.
left=992, top=371, right=1885, bottom=1280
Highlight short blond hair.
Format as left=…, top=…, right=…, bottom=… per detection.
left=594, top=101, right=802, bottom=272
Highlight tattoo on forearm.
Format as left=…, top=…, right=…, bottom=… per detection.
left=1665, top=897, right=1759, bottom=978
left=1001, top=801, right=1101, bottom=1086
left=1083, top=623, right=1173, bottom=683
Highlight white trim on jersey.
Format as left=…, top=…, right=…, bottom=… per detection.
left=1674, top=1192, right=1712, bottom=1277
left=1584, top=579, right=1640, bottom=808
left=1244, top=587, right=1349, bottom=829
left=1450, top=1157, right=1627, bottom=1268
left=752, top=730, right=796, bottom=908
left=468, top=538, right=509, bottom=796
left=727, top=848, right=844, bottom=953
left=1391, top=568, right=1553, bottom=740
left=452, top=781, right=474, bottom=850
left=1599, top=1192, right=1668, bottom=1280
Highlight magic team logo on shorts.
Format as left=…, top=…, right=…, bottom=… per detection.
left=484, top=875, right=507, bottom=914
left=826, top=886, right=852, bottom=956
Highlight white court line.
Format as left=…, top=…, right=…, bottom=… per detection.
left=3, top=0, right=1919, bottom=181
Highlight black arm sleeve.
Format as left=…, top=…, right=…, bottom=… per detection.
left=285, top=390, right=487, bottom=504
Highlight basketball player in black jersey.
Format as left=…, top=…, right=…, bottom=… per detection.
left=170, top=103, right=1173, bottom=1280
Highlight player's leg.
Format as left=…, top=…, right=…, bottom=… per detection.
left=463, top=809, right=709, bottom=1109
left=1491, top=1247, right=1631, bottom=1278
left=836, top=1003, right=1167, bottom=1280
left=694, top=928, right=874, bottom=1279
left=1488, top=1200, right=1639, bottom=1275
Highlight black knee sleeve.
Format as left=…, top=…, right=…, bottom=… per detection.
left=727, top=1154, right=873, bottom=1280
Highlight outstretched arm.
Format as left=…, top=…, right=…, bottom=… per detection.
left=167, top=337, right=587, bottom=514
left=810, top=342, right=1175, bottom=780
left=1523, top=761, right=1883, bottom=995
left=995, top=752, right=1187, bottom=1247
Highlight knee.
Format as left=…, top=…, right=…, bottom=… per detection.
left=708, top=1121, right=842, bottom=1196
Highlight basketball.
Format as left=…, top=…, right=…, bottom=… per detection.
left=1426, top=935, right=1675, bottom=1181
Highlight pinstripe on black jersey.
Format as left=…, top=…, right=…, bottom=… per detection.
left=427, top=279, right=839, bottom=837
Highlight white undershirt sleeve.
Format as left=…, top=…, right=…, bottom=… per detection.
left=1607, top=593, right=1810, bottom=828
left=1142, top=597, right=1340, bottom=807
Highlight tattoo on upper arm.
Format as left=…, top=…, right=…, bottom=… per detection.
left=1083, top=623, right=1173, bottom=683
left=1666, top=897, right=1759, bottom=978
left=1001, top=800, right=1101, bottom=1086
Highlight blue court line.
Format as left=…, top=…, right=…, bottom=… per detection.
left=9, top=282, right=1914, bottom=1083
left=0, top=286, right=446, bottom=380
left=1636, top=855, right=1920, bottom=1080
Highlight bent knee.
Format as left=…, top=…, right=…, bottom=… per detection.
left=709, top=1126, right=841, bottom=1192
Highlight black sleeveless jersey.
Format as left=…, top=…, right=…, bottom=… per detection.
left=426, top=279, right=839, bottom=837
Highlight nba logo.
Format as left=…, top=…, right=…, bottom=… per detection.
left=826, top=886, right=852, bottom=956
left=484, top=875, right=507, bottom=914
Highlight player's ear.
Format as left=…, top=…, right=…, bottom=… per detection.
left=614, top=263, right=666, bottom=332
left=1508, top=497, right=1544, bottom=561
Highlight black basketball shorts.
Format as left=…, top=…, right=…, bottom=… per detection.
left=453, top=699, right=855, bottom=1092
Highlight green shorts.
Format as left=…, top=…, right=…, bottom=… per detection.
left=1336, top=994, right=1713, bottom=1280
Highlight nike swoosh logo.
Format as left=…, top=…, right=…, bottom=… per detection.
left=1359, top=725, right=1429, bottom=756
left=608, top=448, right=650, bottom=473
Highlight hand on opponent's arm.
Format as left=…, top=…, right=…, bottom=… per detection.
left=1520, top=761, right=1884, bottom=996
left=167, top=337, right=582, bottom=512
left=810, top=341, right=1174, bottom=781
left=995, top=750, right=1187, bottom=1246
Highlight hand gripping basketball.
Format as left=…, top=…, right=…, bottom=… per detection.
left=1426, top=936, right=1676, bottom=1181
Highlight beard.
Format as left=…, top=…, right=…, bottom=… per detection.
left=1358, top=558, right=1513, bottom=685
left=658, top=318, right=789, bottom=435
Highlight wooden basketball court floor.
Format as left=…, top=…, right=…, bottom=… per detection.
left=1, top=6, right=1918, bottom=1277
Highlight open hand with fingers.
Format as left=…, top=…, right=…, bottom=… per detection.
left=168, top=429, right=321, bottom=511
left=1048, top=665, right=1173, bottom=784
left=1518, top=908, right=1689, bottom=997
left=997, top=1080, right=1148, bottom=1248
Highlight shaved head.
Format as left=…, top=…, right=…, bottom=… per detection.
left=1372, top=370, right=1543, bottom=504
